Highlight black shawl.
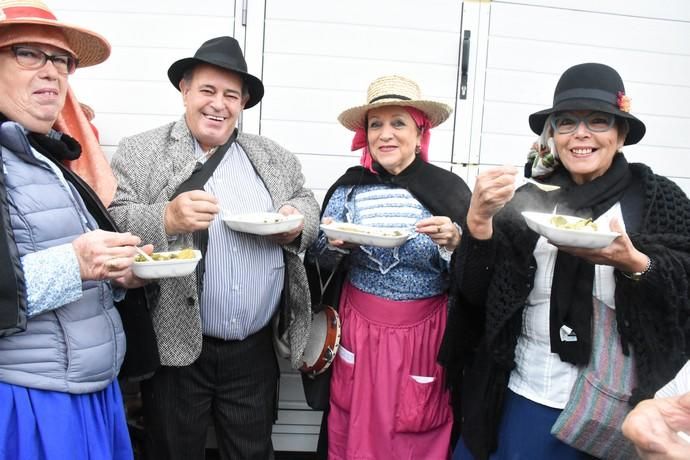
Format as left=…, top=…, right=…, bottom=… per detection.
left=439, top=160, right=690, bottom=459
left=302, top=156, right=471, bottom=411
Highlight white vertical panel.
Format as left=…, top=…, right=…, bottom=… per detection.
left=52, top=1, right=237, bottom=148
left=495, top=0, right=690, bottom=21
left=473, top=2, right=690, bottom=195
left=259, top=0, right=464, bottom=199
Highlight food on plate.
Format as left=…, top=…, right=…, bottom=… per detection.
left=135, top=248, right=196, bottom=262
left=331, top=223, right=405, bottom=238
left=549, top=215, right=598, bottom=232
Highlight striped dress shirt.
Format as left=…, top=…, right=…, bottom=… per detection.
left=199, top=142, right=284, bottom=340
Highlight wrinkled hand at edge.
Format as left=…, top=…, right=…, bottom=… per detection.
left=266, top=205, right=304, bottom=245
left=553, top=217, right=650, bottom=274
left=72, top=230, right=152, bottom=286
left=622, top=393, right=690, bottom=460
left=416, top=216, right=461, bottom=252
left=164, top=190, right=220, bottom=236
left=466, top=166, right=518, bottom=239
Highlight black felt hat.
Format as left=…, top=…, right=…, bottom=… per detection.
left=529, top=63, right=645, bottom=145
left=168, top=36, right=264, bottom=109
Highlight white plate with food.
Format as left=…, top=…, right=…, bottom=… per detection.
left=222, top=212, right=304, bottom=235
left=320, top=222, right=410, bottom=248
left=132, top=248, right=202, bottom=279
left=521, top=211, right=620, bottom=249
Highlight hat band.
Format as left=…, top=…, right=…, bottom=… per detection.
left=368, top=94, right=412, bottom=104
left=1, top=6, right=56, bottom=21
left=554, top=88, right=617, bottom=106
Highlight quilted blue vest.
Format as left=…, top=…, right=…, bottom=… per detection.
left=0, top=121, right=124, bottom=394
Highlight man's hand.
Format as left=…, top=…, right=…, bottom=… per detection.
left=72, top=230, right=142, bottom=281
left=266, top=205, right=303, bottom=245
left=164, top=190, right=220, bottom=235
left=622, top=393, right=690, bottom=459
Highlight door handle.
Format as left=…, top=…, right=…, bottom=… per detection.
left=460, top=30, right=471, bottom=100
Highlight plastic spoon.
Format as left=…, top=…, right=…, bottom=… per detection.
left=135, top=246, right=154, bottom=262
left=522, top=177, right=560, bottom=192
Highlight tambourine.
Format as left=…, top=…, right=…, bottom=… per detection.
left=300, top=306, right=341, bottom=376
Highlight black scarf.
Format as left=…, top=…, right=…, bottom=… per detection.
left=545, top=153, right=632, bottom=364
left=323, top=156, right=471, bottom=224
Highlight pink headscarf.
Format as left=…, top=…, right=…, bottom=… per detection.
left=351, top=106, right=433, bottom=174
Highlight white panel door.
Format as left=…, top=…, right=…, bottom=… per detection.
left=469, top=1, right=690, bottom=194
left=257, top=0, right=464, bottom=204
left=54, top=0, right=238, bottom=158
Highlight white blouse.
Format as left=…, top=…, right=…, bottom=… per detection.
left=508, top=203, right=623, bottom=409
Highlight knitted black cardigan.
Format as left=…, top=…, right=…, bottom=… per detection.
left=438, top=162, right=690, bottom=460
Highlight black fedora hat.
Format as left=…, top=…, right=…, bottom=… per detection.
left=529, top=63, right=645, bottom=145
left=168, top=36, right=264, bottom=109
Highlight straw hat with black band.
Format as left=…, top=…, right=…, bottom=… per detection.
left=167, top=36, right=265, bottom=109
left=528, top=62, right=646, bottom=146
left=0, top=0, right=110, bottom=67
left=338, top=75, right=452, bottom=131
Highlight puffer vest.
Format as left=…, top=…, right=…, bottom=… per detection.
left=0, top=121, right=124, bottom=394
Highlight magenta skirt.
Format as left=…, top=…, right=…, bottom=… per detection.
left=328, top=282, right=452, bottom=460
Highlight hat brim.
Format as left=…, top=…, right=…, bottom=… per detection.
left=338, top=99, right=452, bottom=131
left=0, top=20, right=110, bottom=67
left=168, top=57, right=264, bottom=109
left=528, top=98, right=646, bottom=146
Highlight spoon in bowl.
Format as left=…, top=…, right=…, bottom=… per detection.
left=135, top=246, right=154, bottom=262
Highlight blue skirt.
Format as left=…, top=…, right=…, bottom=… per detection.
left=453, top=390, right=594, bottom=460
left=0, top=379, right=133, bottom=460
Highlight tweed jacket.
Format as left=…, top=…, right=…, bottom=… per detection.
left=108, top=117, right=320, bottom=368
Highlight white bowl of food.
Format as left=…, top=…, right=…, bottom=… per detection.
left=222, top=212, right=304, bottom=235
left=521, top=212, right=620, bottom=249
left=132, top=248, right=202, bottom=279
left=320, top=222, right=410, bottom=248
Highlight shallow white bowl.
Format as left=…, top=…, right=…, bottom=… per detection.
left=522, top=211, right=620, bottom=249
left=132, top=249, right=202, bottom=279
left=320, top=222, right=410, bottom=248
left=222, top=212, right=304, bottom=235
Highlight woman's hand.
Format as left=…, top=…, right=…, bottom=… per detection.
left=554, top=218, right=650, bottom=273
left=467, top=166, right=518, bottom=239
left=321, top=217, right=359, bottom=250
left=416, top=216, right=461, bottom=251
left=72, top=230, right=144, bottom=281
left=112, top=244, right=154, bottom=289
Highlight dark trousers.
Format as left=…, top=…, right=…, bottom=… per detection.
left=141, top=326, right=279, bottom=460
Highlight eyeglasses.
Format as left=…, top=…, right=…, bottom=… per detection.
left=550, top=112, right=616, bottom=135
left=2, top=45, right=78, bottom=75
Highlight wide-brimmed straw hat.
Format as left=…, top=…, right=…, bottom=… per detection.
left=338, top=75, right=452, bottom=131
left=168, top=36, right=264, bottom=109
left=0, top=0, right=110, bottom=67
left=529, top=63, right=645, bottom=145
